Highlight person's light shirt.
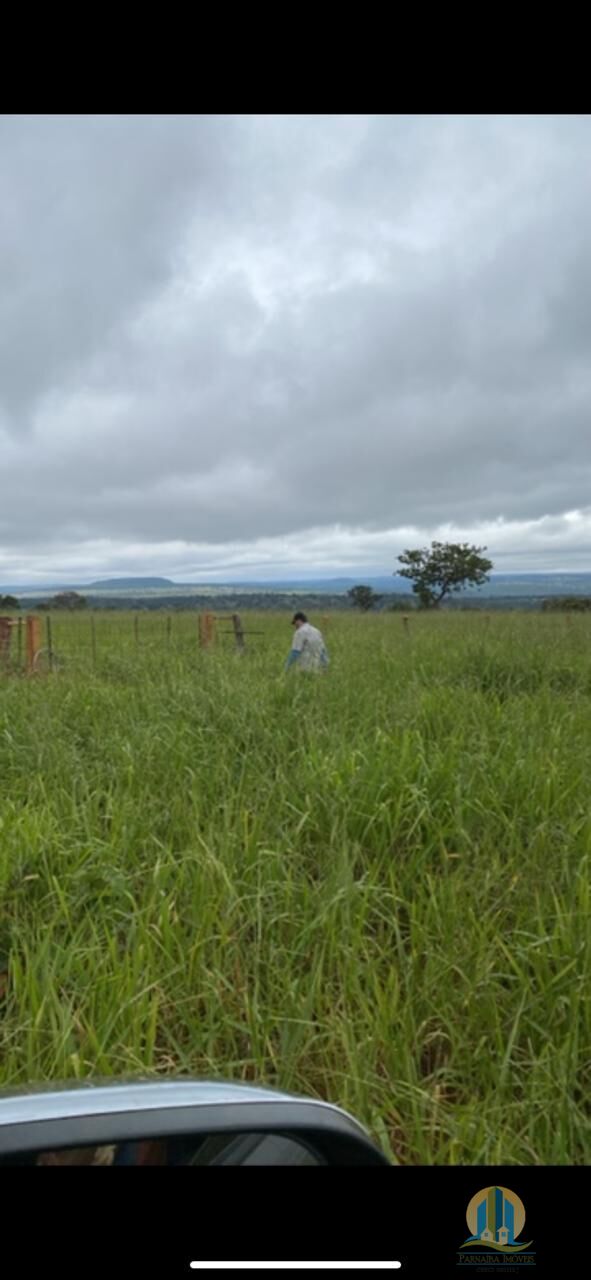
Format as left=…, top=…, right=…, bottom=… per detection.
left=286, top=622, right=329, bottom=672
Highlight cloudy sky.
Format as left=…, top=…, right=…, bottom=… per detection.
left=1, top=114, right=590, bottom=585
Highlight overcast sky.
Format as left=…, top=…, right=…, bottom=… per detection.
left=1, top=114, right=590, bottom=584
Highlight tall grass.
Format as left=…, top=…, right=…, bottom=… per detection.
left=0, top=610, right=589, bottom=1164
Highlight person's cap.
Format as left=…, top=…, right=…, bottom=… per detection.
left=291, top=611, right=307, bottom=624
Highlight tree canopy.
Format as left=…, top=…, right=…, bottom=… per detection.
left=396, top=541, right=493, bottom=608
left=51, top=591, right=88, bottom=610
left=542, top=596, right=591, bottom=612
left=347, top=585, right=384, bottom=612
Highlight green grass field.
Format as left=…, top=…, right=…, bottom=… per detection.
left=0, top=610, right=589, bottom=1164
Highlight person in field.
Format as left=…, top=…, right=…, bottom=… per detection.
left=285, top=612, right=329, bottom=673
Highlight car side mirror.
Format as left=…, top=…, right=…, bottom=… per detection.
left=0, top=1079, right=391, bottom=1166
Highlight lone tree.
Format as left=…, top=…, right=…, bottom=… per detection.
left=396, top=541, right=493, bottom=609
left=347, top=584, right=383, bottom=612
left=52, top=591, right=88, bottom=610
left=0, top=594, right=19, bottom=610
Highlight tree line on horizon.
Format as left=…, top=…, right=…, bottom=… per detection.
left=3, top=544, right=591, bottom=614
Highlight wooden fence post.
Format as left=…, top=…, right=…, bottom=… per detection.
left=232, top=613, right=245, bottom=653
left=26, top=616, right=42, bottom=674
left=199, top=612, right=216, bottom=649
left=46, top=615, right=54, bottom=672
left=0, top=617, right=11, bottom=667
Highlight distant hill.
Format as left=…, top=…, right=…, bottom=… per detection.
left=87, top=577, right=175, bottom=589
left=5, top=571, right=591, bottom=610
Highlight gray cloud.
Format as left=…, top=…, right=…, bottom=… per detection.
left=1, top=114, right=591, bottom=581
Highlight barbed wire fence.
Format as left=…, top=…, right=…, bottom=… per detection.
left=0, top=610, right=273, bottom=677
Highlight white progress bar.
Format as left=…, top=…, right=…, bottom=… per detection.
left=190, top=1265, right=402, bottom=1271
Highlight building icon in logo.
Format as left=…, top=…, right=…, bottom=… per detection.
left=460, top=1186, right=534, bottom=1256
left=476, top=1187, right=515, bottom=1245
